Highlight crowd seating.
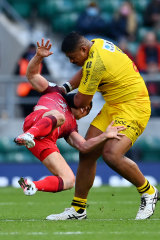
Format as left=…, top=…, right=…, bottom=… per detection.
left=0, top=137, right=79, bottom=163
left=6, top=0, right=152, bottom=55
left=0, top=135, right=160, bottom=163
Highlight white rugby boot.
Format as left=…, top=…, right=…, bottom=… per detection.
left=18, top=177, right=37, bottom=196
left=135, top=186, right=160, bottom=220
left=14, top=133, right=35, bottom=148
left=46, top=207, right=87, bottom=220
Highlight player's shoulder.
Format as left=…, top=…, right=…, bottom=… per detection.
left=91, top=38, right=104, bottom=51
left=91, top=38, right=117, bottom=56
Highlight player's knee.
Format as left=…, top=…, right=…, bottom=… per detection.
left=102, top=148, right=120, bottom=167
left=56, top=113, right=65, bottom=126
left=43, top=110, right=65, bottom=126
left=64, top=174, right=75, bottom=190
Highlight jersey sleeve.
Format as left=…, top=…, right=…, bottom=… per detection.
left=64, top=123, right=78, bottom=141
left=78, top=50, right=106, bottom=95
left=42, top=83, right=63, bottom=95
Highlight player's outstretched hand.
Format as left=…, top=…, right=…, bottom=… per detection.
left=105, top=121, right=126, bottom=140
left=36, top=38, right=53, bottom=58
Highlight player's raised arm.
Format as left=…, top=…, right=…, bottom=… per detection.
left=26, top=38, right=53, bottom=92
left=67, top=122, right=126, bottom=154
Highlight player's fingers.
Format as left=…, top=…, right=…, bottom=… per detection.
left=41, top=38, right=44, bottom=46
left=48, top=51, right=53, bottom=55
left=116, top=125, right=125, bottom=129
left=117, top=126, right=126, bottom=131
left=108, top=121, right=114, bottom=128
left=117, top=126, right=126, bottom=130
left=117, top=133, right=125, bottom=136
left=115, top=136, right=121, bottom=140
left=47, top=43, right=52, bottom=50
left=45, top=39, right=50, bottom=47
left=37, top=41, right=40, bottom=47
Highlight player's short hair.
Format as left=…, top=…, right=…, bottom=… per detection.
left=61, top=32, right=85, bottom=53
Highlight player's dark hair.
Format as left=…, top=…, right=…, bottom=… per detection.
left=61, top=32, right=84, bottom=53
left=63, top=93, right=92, bottom=114
left=63, top=93, right=77, bottom=108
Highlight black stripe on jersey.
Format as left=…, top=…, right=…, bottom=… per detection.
left=98, top=82, right=107, bottom=87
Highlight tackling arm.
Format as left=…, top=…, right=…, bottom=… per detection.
left=66, top=122, right=125, bottom=153
left=69, top=69, right=83, bottom=90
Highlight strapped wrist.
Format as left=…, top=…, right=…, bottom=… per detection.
left=62, top=82, right=72, bottom=94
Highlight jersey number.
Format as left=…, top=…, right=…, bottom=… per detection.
left=86, top=61, right=92, bottom=69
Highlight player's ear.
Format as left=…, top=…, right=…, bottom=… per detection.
left=81, top=106, right=89, bottom=117
left=85, top=104, right=92, bottom=116
left=80, top=45, right=87, bottom=53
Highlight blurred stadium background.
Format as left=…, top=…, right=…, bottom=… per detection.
left=0, top=0, right=160, bottom=188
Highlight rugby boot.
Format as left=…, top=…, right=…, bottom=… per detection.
left=14, top=133, right=35, bottom=148
left=18, top=177, right=37, bottom=196
left=136, top=186, right=160, bottom=220
left=46, top=207, right=87, bottom=220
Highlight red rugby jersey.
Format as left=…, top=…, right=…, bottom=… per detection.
left=34, top=85, right=78, bottom=139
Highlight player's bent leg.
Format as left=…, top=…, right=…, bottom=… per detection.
left=21, top=110, right=64, bottom=139
left=42, top=110, right=65, bottom=128
left=45, top=149, right=101, bottom=220
left=46, top=125, right=103, bottom=221
left=102, top=136, right=145, bottom=186
left=102, top=136, right=159, bottom=219
left=72, top=125, right=103, bottom=215
left=19, top=152, right=75, bottom=196
left=75, top=125, right=103, bottom=198
left=42, top=152, right=75, bottom=190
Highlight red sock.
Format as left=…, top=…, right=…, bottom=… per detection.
left=26, top=115, right=57, bottom=138
left=33, top=176, right=64, bottom=192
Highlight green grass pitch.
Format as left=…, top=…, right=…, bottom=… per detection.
left=0, top=186, right=160, bottom=240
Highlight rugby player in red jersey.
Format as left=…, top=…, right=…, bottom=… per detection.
left=14, top=39, right=125, bottom=196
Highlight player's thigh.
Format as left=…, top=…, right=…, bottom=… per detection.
left=85, top=124, right=103, bottom=140
left=43, top=151, right=75, bottom=180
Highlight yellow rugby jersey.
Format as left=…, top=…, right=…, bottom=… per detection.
left=78, top=39, right=150, bottom=105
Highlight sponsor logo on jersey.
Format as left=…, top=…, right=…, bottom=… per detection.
left=103, top=40, right=115, bottom=52
left=83, top=70, right=90, bottom=85
left=89, top=51, right=94, bottom=58
left=115, top=119, right=127, bottom=125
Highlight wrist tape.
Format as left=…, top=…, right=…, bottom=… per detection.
left=62, top=82, right=72, bottom=94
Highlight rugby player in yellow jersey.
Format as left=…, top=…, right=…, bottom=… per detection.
left=46, top=32, right=160, bottom=221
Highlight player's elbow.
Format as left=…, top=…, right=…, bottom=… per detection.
left=78, top=145, right=89, bottom=154
left=26, top=72, right=35, bottom=85
left=26, top=68, right=32, bottom=80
